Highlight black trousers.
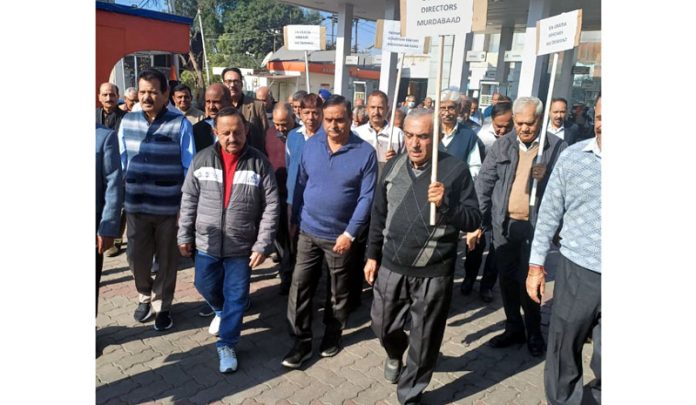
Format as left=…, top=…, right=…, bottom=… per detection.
left=276, top=202, right=294, bottom=286
left=462, top=229, right=498, bottom=291
left=347, top=225, right=369, bottom=307
left=96, top=248, right=103, bottom=315
left=495, top=219, right=541, bottom=337
left=287, top=231, right=353, bottom=340
left=545, top=254, right=601, bottom=405
left=371, top=267, right=453, bottom=405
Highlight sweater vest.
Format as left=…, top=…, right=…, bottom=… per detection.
left=440, top=125, right=478, bottom=164
left=121, top=110, right=186, bottom=216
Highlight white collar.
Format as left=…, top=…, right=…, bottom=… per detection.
left=582, top=138, right=602, bottom=158
left=516, top=135, right=540, bottom=152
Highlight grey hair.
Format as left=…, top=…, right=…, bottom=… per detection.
left=512, top=96, right=543, bottom=117
left=440, top=89, right=461, bottom=103
left=273, top=102, right=293, bottom=117
left=405, top=107, right=434, bottom=123
left=292, top=90, right=308, bottom=102
left=125, top=87, right=137, bottom=97
left=352, top=105, right=367, bottom=119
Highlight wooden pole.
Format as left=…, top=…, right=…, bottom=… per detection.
left=430, top=35, right=446, bottom=226
left=304, top=51, right=311, bottom=92
left=197, top=9, right=211, bottom=86
left=529, top=52, right=559, bottom=207
left=388, top=52, right=404, bottom=150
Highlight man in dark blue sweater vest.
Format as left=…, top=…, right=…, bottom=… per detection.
left=282, top=95, right=378, bottom=369
left=364, top=109, right=481, bottom=404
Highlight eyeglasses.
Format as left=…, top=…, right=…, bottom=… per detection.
left=223, top=79, right=243, bottom=86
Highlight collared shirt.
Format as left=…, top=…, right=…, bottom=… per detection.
left=477, top=124, right=512, bottom=151
left=354, top=120, right=404, bottom=163
left=181, top=106, right=205, bottom=125
left=442, top=123, right=482, bottom=178
left=547, top=123, right=565, bottom=140
left=583, top=137, right=602, bottom=158
left=517, top=135, right=540, bottom=152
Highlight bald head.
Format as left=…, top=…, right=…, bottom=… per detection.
left=205, top=83, right=232, bottom=118
left=98, top=82, right=119, bottom=112
left=272, top=102, right=294, bottom=137
left=256, top=86, right=273, bottom=111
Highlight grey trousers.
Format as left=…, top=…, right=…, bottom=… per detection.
left=545, top=254, right=601, bottom=405
left=126, top=213, right=179, bottom=313
left=371, top=266, right=454, bottom=405
left=287, top=231, right=352, bottom=340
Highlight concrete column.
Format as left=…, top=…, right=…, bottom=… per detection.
left=517, top=0, right=551, bottom=97
left=554, top=47, right=577, bottom=101
left=379, top=0, right=400, bottom=107
left=495, top=26, right=515, bottom=84
left=334, top=3, right=353, bottom=97
left=449, top=32, right=474, bottom=92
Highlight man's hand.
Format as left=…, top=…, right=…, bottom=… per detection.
left=97, top=236, right=114, bottom=255
left=364, top=259, right=379, bottom=286
left=385, top=149, right=397, bottom=161
left=428, top=182, right=445, bottom=208
left=531, top=163, right=547, bottom=181
left=249, top=251, right=266, bottom=268
left=466, top=229, right=483, bottom=252
left=526, top=264, right=546, bottom=304
left=333, top=234, right=352, bottom=255
left=178, top=243, right=194, bottom=257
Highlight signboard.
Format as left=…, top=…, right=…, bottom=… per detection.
left=572, top=65, right=591, bottom=75
left=536, top=9, right=583, bottom=56
left=504, top=50, right=524, bottom=62
left=345, top=55, right=359, bottom=65
left=400, top=0, right=473, bottom=38
left=372, top=55, right=382, bottom=65
left=375, top=19, right=429, bottom=54
left=283, top=25, right=326, bottom=51
left=466, top=51, right=486, bottom=62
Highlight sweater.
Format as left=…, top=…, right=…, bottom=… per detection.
left=117, top=109, right=195, bottom=216
left=367, top=153, right=481, bottom=277
left=293, top=131, right=377, bottom=240
left=285, top=126, right=324, bottom=204
left=529, top=139, right=601, bottom=272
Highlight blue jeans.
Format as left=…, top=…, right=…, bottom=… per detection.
left=194, top=251, right=250, bottom=349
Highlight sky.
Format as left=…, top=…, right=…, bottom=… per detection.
left=115, top=0, right=379, bottom=54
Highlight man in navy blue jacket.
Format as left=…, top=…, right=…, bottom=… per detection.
left=282, top=95, right=378, bottom=369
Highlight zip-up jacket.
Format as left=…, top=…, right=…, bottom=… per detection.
left=476, top=131, right=567, bottom=248
left=177, top=143, right=279, bottom=258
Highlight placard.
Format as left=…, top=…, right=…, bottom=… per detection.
left=504, top=50, right=524, bottom=62
left=375, top=19, right=429, bottom=54
left=284, top=25, right=326, bottom=51
left=535, top=10, right=583, bottom=56
left=466, top=51, right=486, bottom=62
left=400, top=0, right=473, bottom=38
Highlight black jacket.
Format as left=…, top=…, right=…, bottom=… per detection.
left=95, top=107, right=126, bottom=131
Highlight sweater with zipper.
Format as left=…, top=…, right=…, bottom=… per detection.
left=366, top=152, right=481, bottom=278
left=177, top=143, right=279, bottom=258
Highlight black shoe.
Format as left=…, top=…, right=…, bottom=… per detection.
left=384, top=358, right=402, bottom=384
left=198, top=303, right=215, bottom=317
left=479, top=288, right=494, bottom=303
left=154, top=311, right=173, bottom=331
left=488, top=331, right=526, bottom=348
left=527, top=334, right=546, bottom=357
left=281, top=340, right=313, bottom=368
left=133, top=302, right=153, bottom=322
left=278, top=282, right=290, bottom=296
left=460, top=280, right=474, bottom=295
left=319, top=333, right=342, bottom=357
left=244, top=297, right=252, bottom=312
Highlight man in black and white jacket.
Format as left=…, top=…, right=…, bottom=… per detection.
left=364, top=108, right=481, bottom=405
left=178, top=107, right=279, bottom=374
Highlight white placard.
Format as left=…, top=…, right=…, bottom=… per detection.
left=345, top=55, right=359, bottom=65
left=466, top=51, right=486, bottom=62
left=381, top=19, right=426, bottom=54
left=286, top=25, right=322, bottom=51
left=536, top=10, right=582, bottom=56
left=402, top=0, right=473, bottom=38
left=372, top=55, right=382, bottom=65
left=504, top=50, right=524, bottom=62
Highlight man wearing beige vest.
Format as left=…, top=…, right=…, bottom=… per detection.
left=476, top=96, right=567, bottom=357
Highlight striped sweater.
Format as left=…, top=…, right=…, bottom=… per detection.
left=118, top=109, right=195, bottom=216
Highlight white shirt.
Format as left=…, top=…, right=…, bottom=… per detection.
left=355, top=121, right=405, bottom=163
left=131, top=101, right=183, bottom=115
left=441, top=123, right=482, bottom=179
left=583, top=137, right=602, bottom=158
left=547, top=123, right=565, bottom=140
left=477, top=124, right=512, bottom=150
left=517, top=135, right=540, bottom=152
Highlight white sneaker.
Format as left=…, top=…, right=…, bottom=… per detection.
left=208, top=315, right=221, bottom=336
left=217, top=346, right=238, bottom=373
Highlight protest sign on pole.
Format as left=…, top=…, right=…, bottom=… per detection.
left=284, top=25, right=326, bottom=93
left=400, top=0, right=473, bottom=224
left=529, top=9, right=583, bottom=207
left=375, top=19, right=430, bottom=153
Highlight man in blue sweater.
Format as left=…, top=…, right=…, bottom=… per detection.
left=282, top=95, right=377, bottom=369
left=527, top=96, right=602, bottom=405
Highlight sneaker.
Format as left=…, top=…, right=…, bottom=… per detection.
left=479, top=288, right=494, bottom=303
left=105, top=243, right=121, bottom=257
left=460, top=280, right=474, bottom=295
left=198, top=304, right=215, bottom=317
left=154, top=311, right=174, bottom=331
left=281, top=340, right=312, bottom=369
left=319, top=333, right=341, bottom=357
left=384, top=358, right=402, bottom=384
left=217, top=346, right=238, bottom=373
left=133, top=302, right=153, bottom=322
left=208, top=315, right=221, bottom=336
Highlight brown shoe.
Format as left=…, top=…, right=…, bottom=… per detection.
left=105, top=244, right=121, bottom=257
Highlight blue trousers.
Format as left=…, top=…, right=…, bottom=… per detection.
left=194, top=251, right=250, bottom=349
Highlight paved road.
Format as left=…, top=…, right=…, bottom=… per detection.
left=97, top=245, right=595, bottom=404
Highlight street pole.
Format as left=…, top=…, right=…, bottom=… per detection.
left=197, top=8, right=211, bottom=86
left=304, top=50, right=311, bottom=92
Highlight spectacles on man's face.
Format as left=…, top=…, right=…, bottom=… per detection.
left=223, top=79, right=243, bottom=86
